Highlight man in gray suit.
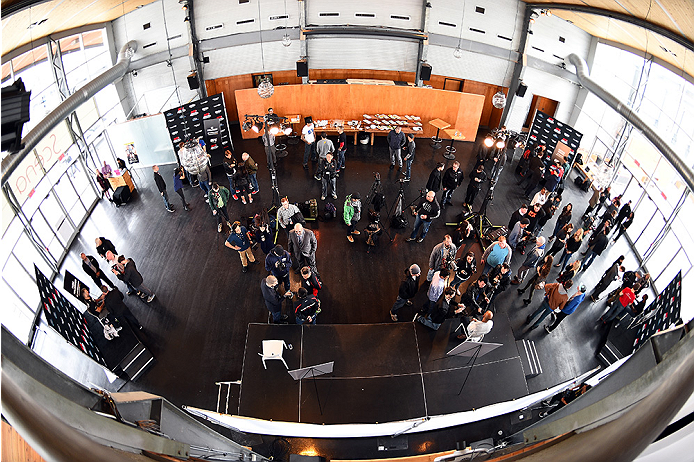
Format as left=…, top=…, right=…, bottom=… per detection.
left=288, top=223, right=318, bottom=276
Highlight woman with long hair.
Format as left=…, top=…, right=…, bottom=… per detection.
left=548, top=223, right=573, bottom=257
left=517, top=254, right=553, bottom=305
left=551, top=203, right=573, bottom=240
left=555, top=228, right=584, bottom=272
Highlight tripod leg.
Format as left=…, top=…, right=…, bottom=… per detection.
left=311, top=369, right=323, bottom=416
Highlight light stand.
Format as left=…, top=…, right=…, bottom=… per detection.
left=365, top=172, right=393, bottom=242
left=270, top=168, right=281, bottom=208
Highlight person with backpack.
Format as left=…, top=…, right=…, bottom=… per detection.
left=344, top=193, right=362, bottom=243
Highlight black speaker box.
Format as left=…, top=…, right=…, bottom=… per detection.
left=420, top=62, right=432, bottom=81
left=297, top=59, right=309, bottom=77
left=187, top=73, right=200, bottom=90
left=516, top=82, right=528, bottom=97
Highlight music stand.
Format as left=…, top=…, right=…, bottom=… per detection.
left=288, top=361, right=334, bottom=415
left=446, top=341, right=502, bottom=396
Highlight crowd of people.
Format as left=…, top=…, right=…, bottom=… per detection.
left=85, top=118, right=649, bottom=338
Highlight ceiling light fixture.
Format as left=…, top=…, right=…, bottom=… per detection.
left=256, top=0, right=274, bottom=98
left=492, top=90, right=506, bottom=109
left=281, top=0, right=291, bottom=47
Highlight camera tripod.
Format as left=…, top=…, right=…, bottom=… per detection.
left=460, top=183, right=506, bottom=246
left=365, top=172, right=393, bottom=242
left=270, top=168, right=281, bottom=208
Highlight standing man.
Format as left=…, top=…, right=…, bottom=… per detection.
left=294, top=287, right=321, bottom=325
left=277, top=197, right=302, bottom=235
left=172, top=167, right=189, bottom=211
left=402, top=133, right=416, bottom=182
left=489, top=147, right=506, bottom=185
left=441, top=161, right=464, bottom=206
left=265, top=245, right=292, bottom=292
left=463, top=164, right=487, bottom=210
left=544, top=160, right=564, bottom=193
left=225, top=221, right=256, bottom=273
left=288, top=223, right=318, bottom=276
left=336, top=125, right=347, bottom=173
left=416, top=287, right=464, bottom=330
left=390, top=264, right=421, bottom=321
left=387, top=125, right=406, bottom=170
left=208, top=183, right=232, bottom=233
left=508, top=204, right=528, bottom=233
left=480, top=235, right=512, bottom=275
left=343, top=193, right=362, bottom=243
left=197, top=162, right=213, bottom=199
left=511, top=236, right=546, bottom=284
left=590, top=256, right=625, bottom=302
left=115, top=255, right=156, bottom=303
left=426, top=163, right=444, bottom=194
left=580, top=226, right=610, bottom=271
left=316, top=152, right=338, bottom=200
left=508, top=218, right=530, bottom=250
left=525, top=279, right=573, bottom=331
left=301, top=117, right=316, bottom=169
left=95, top=237, right=117, bottom=260
left=261, top=275, right=290, bottom=323
left=315, top=132, right=334, bottom=164
left=261, top=128, right=276, bottom=170
left=81, top=253, right=115, bottom=289
left=545, top=284, right=586, bottom=333
left=152, top=165, right=174, bottom=213
left=427, top=234, right=457, bottom=281
left=406, top=190, right=440, bottom=243
left=241, top=152, right=259, bottom=194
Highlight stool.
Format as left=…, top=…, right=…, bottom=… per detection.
left=431, top=129, right=443, bottom=149
left=444, top=138, right=456, bottom=160
left=276, top=143, right=288, bottom=158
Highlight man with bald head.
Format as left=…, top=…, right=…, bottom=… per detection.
left=288, top=222, right=318, bottom=276
left=406, top=190, right=440, bottom=243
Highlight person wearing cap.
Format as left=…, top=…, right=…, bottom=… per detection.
left=511, top=236, right=546, bottom=285
left=344, top=193, right=362, bottom=243
left=544, top=284, right=587, bottom=333
left=265, top=244, right=292, bottom=291
left=390, top=264, right=421, bottom=321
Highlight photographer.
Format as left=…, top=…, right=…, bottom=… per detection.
left=316, top=152, right=338, bottom=200
left=427, top=235, right=457, bottom=282
left=265, top=245, right=292, bottom=291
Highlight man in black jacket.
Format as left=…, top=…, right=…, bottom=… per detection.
left=508, top=204, right=529, bottom=232
left=81, top=253, right=115, bottom=289
left=441, top=161, right=464, bottom=206
left=100, top=285, right=142, bottom=330
left=115, top=256, right=156, bottom=303
left=580, top=227, right=610, bottom=271
left=387, top=126, right=406, bottom=170
left=261, top=275, right=290, bottom=323
left=95, top=237, right=117, bottom=260
left=406, top=191, right=441, bottom=243
left=390, top=264, right=421, bottom=321
left=152, top=165, right=174, bottom=212
left=416, top=287, right=463, bottom=330
left=464, top=164, right=487, bottom=210
left=426, top=162, right=445, bottom=193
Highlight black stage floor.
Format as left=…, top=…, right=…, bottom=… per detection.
left=56, top=121, right=649, bottom=458
left=239, top=318, right=528, bottom=425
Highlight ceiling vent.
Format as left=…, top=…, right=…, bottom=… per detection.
left=469, top=27, right=485, bottom=34
left=205, top=24, right=224, bottom=31
left=355, top=13, right=376, bottom=18
left=236, top=18, right=255, bottom=25
left=319, top=12, right=340, bottom=17
left=475, top=6, right=485, bottom=14
left=391, top=15, right=410, bottom=20
left=269, top=15, right=288, bottom=21
left=439, top=21, right=456, bottom=27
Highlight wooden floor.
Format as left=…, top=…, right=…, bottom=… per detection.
left=60, top=126, right=640, bottom=458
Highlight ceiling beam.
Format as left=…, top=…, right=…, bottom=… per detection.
left=525, top=3, right=694, bottom=53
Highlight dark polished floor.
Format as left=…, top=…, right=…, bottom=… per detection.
left=59, top=124, right=641, bottom=459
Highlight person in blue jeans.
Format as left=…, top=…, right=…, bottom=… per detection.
left=480, top=236, right=512, bottom=275
left=403, top=133, right=416, bottom=181
left=526, top=280, right=573, bottom=331
left=406, top=191, right=440, bottom=243
left=294, top=287, right=321, bottom=324
left=241, top=152, right=259, bottom=193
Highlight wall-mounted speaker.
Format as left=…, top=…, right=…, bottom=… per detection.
left=187, top=73, right=200, bottom=90
left=516, top=82, right=528, bottom=97
left=420, top=62, right=432, bottom=81
left=297, top=59, right=308, bottom=78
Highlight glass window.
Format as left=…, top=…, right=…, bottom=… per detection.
left=655, top=245, right=691, bottom=293
left=645, top=229, right=681, bottom=281
left=2, top=61, right=13, bottom=85
left=633, top=205, right=666, bottom=257
left=650, top=158, right=686, bottom=216
left=0, top=283, right=37, bottom=343
left=14, top=230, right=54, bottom=278
left=2, top=254, right=41, bottom=313
left=82, top=30, right=106, bottom=61
left=629, top=192, right=656, bottom=242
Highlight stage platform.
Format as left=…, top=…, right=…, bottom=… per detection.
left=238, top=314, right=530, bottom=425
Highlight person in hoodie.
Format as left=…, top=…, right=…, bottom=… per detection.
left=343, top=193, right=362, bottom=243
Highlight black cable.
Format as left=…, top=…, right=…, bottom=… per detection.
left=161, top=0, right=181, bottom=107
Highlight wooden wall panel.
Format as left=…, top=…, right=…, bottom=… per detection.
left=235, top=84, right=484, bottom=141
left=2, top=421, right=46, bottom=462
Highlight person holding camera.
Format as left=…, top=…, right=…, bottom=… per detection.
left=261, top=275, right=291, bottom=323
left=317, top=152, right=338, bottom=200
left=265, top=245, right=292, bottom=291
left=406, top=191, right=440, bottom=243
left=427, top=234, right=457, bottom=282
left=451, top=251, right=477, bottom=295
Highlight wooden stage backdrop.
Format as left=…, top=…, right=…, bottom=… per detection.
left=234, top=84, right=485, bottom=142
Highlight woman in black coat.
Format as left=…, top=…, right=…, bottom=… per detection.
left=551, top=203, right=573, bottom=239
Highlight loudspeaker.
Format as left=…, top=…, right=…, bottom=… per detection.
left=516, top=82, right=528, bottom=97
left=296, top=59, right=308, bottom=77
left=419, top=62, right=432, bottom=81
left=187, top=73, right=200, bottom=90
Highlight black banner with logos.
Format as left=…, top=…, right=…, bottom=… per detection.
left=163, top=93, right=232, bottom=155
left=528, top=111, right=583, bottom=162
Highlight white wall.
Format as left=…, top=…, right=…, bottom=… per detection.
left=306, top=0, right=424, bottom=28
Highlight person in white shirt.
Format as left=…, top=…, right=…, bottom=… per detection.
left=466, top=310, right=494, bottom=340
left=531, top=187, right=549, bottom=207
left=301, top=118, right=316, bottom=169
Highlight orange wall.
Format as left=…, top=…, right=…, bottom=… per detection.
left=234, top=84, right=484, bottom=142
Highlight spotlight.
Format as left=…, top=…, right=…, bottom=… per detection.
left=496, top=140, right=506, bottom=149
left=484, top=137, right=494, bottom=148
left=283, top=126, right=292, bottom=136
left=252, top=121, right=263, bottom=133
left=269, top=125, right=280, bottom=135
left=546, top=9, right=552, bottom=17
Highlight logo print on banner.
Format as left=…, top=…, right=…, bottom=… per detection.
left=164, top=93, right=231, bottom=152
left=632, top=272, right=682, bottom=353
left=34, top=265, right=106, bottom=366
left=529, top=110, right=583, bottom=160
